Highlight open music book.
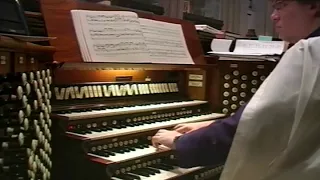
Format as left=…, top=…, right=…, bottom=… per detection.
left=195, top=25, right=224, bottom=35
left=71, top=10, right=194, bottom=64
left=208, top=39, right=286, bottom=61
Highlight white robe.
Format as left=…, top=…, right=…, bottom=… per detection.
left=220, top=37, right=320, bottom=180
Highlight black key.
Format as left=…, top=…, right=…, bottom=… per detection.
left=72, top=129, right=86, bottom=134
left=104, top=150, right=116, bottom=156
left=96, top=151, right=110, bottom=157
left=91, top=129, right=102, bottom=132
left=117, top=173, right=140, bottom=180
left=142, top=144, right=149, bottom=148
left=113, top=149, right=126, bottom=154
left=145, top=167, right=160, bottom=174
left=160, top=163, right=175, bottom=170
left=114, top=174, right=133, bottom=180
left=101, top=127, right=112, bottom=131
left=151, top=164, right=173, bottom=171
left=130, top=170, right=150, bottom=177
left=126, top=147, right=135, bottom=151
left=140, top=168, right=156, bottom=175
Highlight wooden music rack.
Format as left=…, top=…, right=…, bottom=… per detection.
left=38, top=0, right=216, bottom=102
left=39, top=0, right=206, bottom=65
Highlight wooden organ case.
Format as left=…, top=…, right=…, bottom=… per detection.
left=0, top=36, right=55, bottom=179
left=38, top=0, right=278, bottom=180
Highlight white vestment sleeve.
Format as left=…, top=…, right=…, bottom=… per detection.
left=220, top=37, right=320, bottom=180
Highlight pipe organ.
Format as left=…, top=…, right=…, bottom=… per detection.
left=11, top=0, right=280, bottom=180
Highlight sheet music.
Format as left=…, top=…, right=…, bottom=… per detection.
left=71, top=10, right=150, bottom=63
left=208, top=39, right=285, bottom=62
left=210, top=39, right=232, bottom=52
left=233, top=40, right=285, bottom=55
left=195, top=25, right=224, bottom=35
left=139, top=18, right=194, bottom=64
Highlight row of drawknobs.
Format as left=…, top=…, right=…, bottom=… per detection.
left=0, top=69, right=53, bottom=180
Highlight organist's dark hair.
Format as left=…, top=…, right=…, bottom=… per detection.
left=298, top=0, right=320, bottom=17
left=270, top=0, right=320, bottom=17
left=270, top=0, right=320, bottom=2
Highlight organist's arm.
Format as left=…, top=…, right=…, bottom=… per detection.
left=152, top=104, right=246, bottom=168
left=172, top=120, right=216, bottom=134
left=174, top=104, right=246, bottom=168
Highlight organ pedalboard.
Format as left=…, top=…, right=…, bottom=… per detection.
left=0, top=69, right=53, bottom=180
left=51, top=81, right=226, bottom=180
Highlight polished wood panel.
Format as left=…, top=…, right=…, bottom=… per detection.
left=0, top=36, right=56, bottom=53
left=53, top=62, right=207, bottom=71
left=39, top=0, right=205, bottom=64
left=0, top=37, right=55, bottom=74
left=206, top=64, right=221, bottom=110
left=53, top=69, right=182, bottom=84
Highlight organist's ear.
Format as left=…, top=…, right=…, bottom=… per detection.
left=309, top=2, right=320, bottom=17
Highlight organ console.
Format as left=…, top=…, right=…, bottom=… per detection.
left=50, top=77, right=226, bottom=179
left=29, top=0, right=279, bottom=180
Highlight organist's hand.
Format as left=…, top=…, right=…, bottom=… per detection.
left=157, top=144, right=171, bottom=151
left=173, top=120, right=215, bottom=134
left=152, top=129, right=182, bottom=149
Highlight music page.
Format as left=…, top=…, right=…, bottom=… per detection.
left=208, top=39, right=285, bottom=61
left=71, top=10, right=150, bottom=63
left=210, top=39, right=233, bottom=52
left=233, top=40, right=285, bottom=55
left=139, top=18, right=194, bottom=64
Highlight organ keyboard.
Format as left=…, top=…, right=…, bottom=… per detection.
left=86, top=131, right=163, bottom=164
left=67, top=112, right=223, bottom=140
left=88, top=151, right=223, bottom=180
left=57, top=100, right=208, bottom=120
left=51, top=81, right=225, bottom=180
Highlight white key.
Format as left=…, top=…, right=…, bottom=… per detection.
left=111, top=177, right=123, bottom=180
left=66, top=113, right=225, bottom=140
left=88, top=145, right=157, bottom=163
left=127, top=166, right=202, bottom=180
left=131, top=169, right=177, bottom=180
left=59, top=100, right=207, bottom=120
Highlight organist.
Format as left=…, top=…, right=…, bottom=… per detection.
left=152, top=0, right=320, bottom=178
